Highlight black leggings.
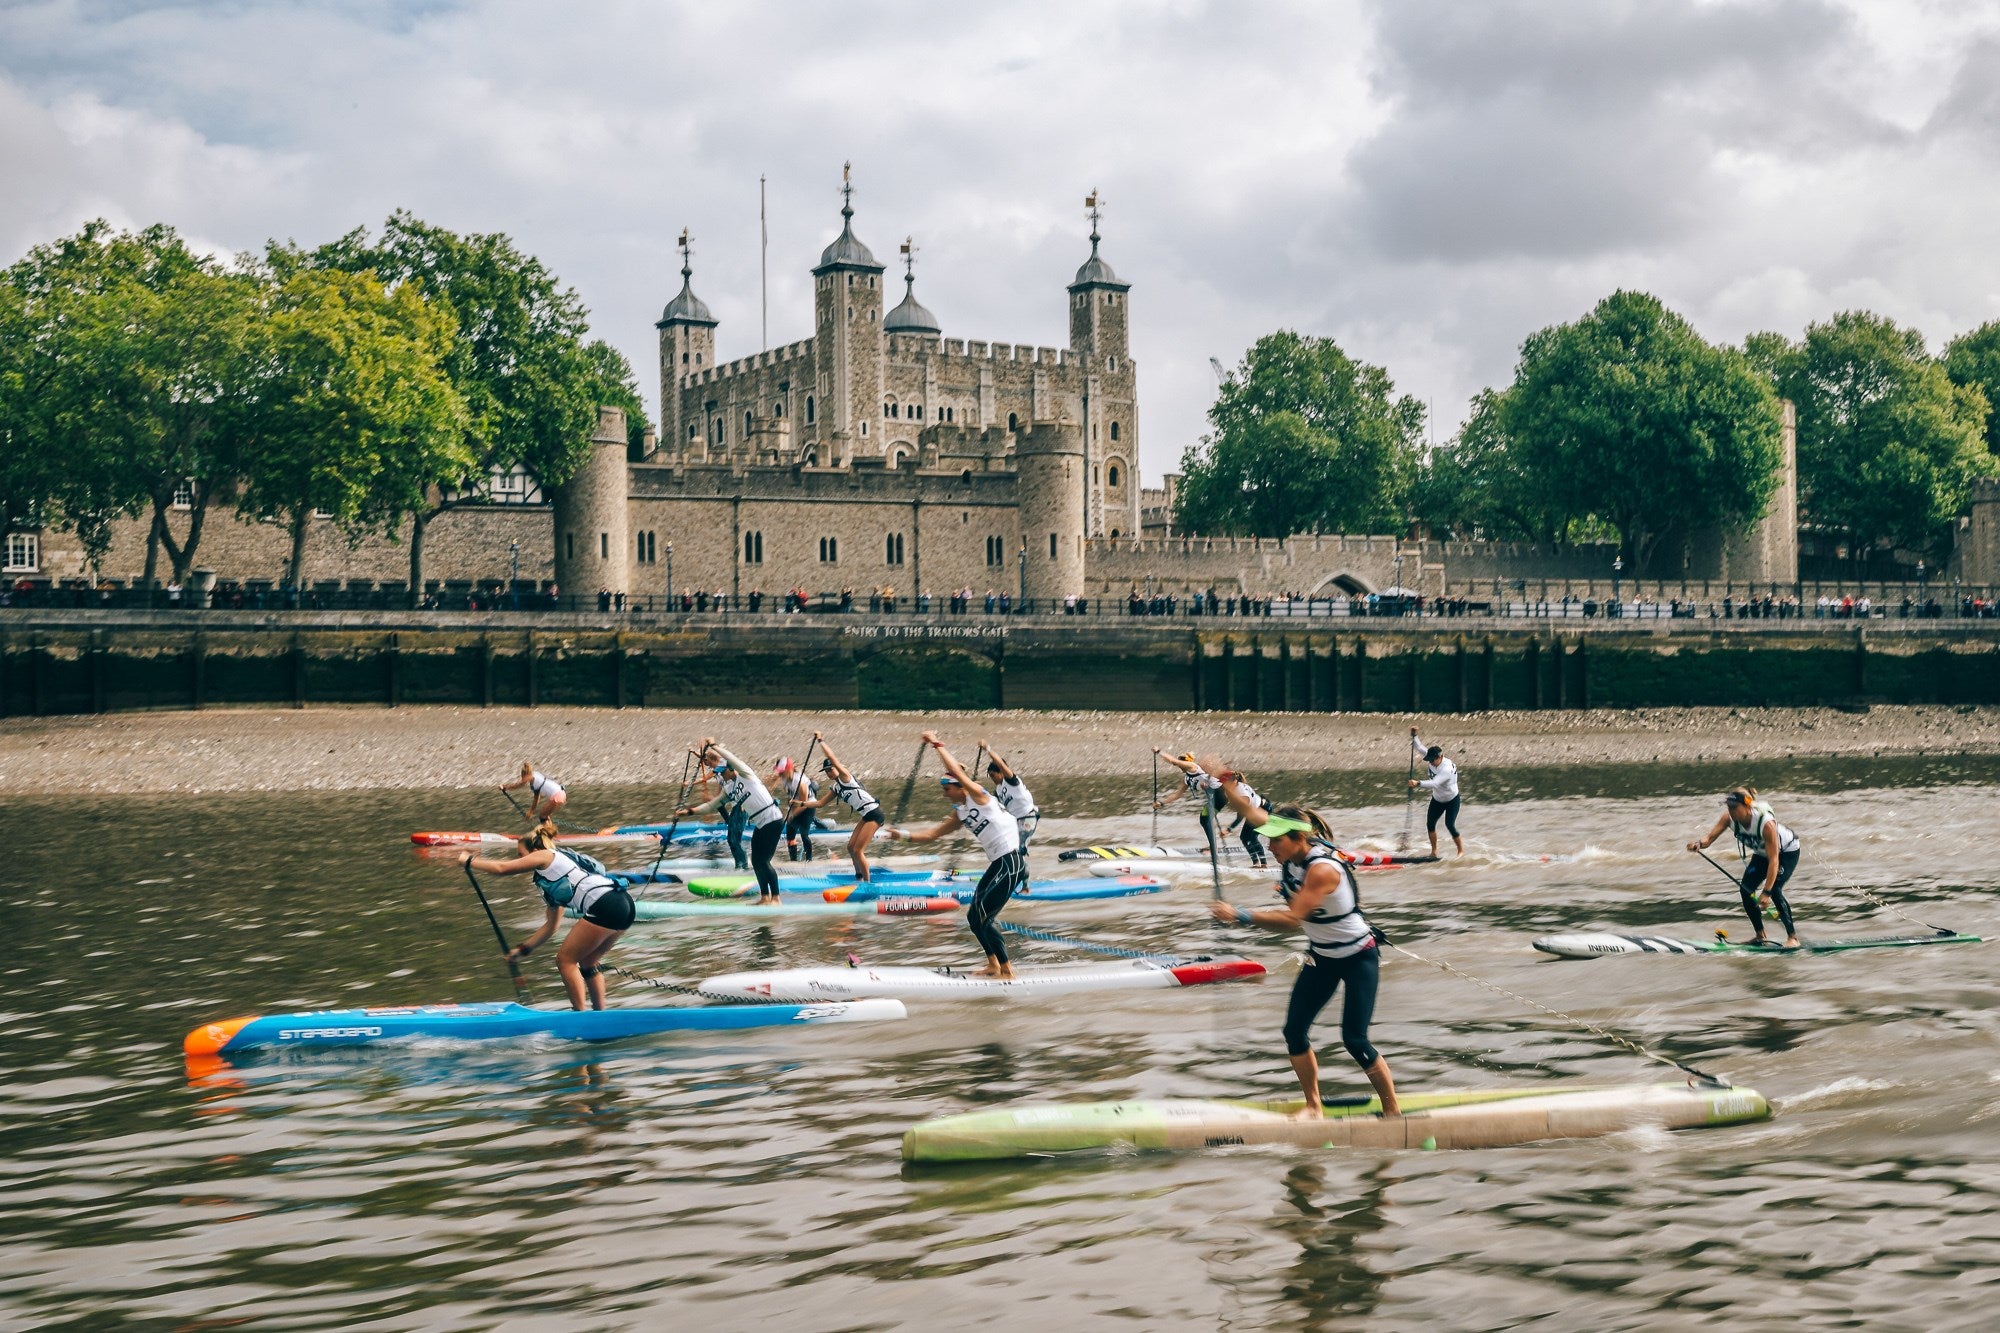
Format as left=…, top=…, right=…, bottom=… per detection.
left=1426, top=796, right=1461, bottom=837
left=1282, top=945, right=1381, bottom=1066
left=1201, top=811, right=1268, bottom=864
left=1740, top=848, right=1800, bottom=935
left=726, top=804, right=748, bottom=869
left=750, top=821, right=784, bottom=897
left=967, top=850, right=1027, bottom=963
left=784, top=809, right=816, bottom=861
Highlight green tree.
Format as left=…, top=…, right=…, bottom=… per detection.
left=1413, top=389, right=1574, bottom=543
left=232, top=269, right=470, bottom=588
left=1775, top=311, right=1992, bottom=565
left=1943, top=321, right=2000, bottom=460
left=1176, top=331, right=1423, bottom=537
left=1505, top=291, right=1783, bottom=574
left=277, top=212, right=600, bottom=601
left=582, top=338, right=651, bottom=457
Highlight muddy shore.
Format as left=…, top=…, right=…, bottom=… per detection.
left=3, top=704, right=1995, bottom=795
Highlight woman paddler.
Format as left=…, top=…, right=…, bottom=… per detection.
left=679, top=739, right=787, bottom=904
left=773, top=756, right=819, bottom=863
left=883, top=732, right=1027, bottom=978
left=1408, top=729, right=1464, bottom=857
left=459, top=819, right=634, bottom=1010
left=813, top=733, right=887, bottom=883
left=501, top=762, right=567, bottom=822
left=979, top=740, right=1040, bottom=859
left=1152, top=749, right=1271, bottom=867
left=1207, top=780, right=1400, bottom=1120
left=1687, top=785, right=1802, bottom=949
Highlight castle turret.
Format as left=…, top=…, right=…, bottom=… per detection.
left=811, top=163, right=886, bottom=464
left=885, top=236, right=941, bottom=336
left=554, top=406, right=631, bottom=599
left=656, top=229, right=717, bottom=462
left=1016, top=418, right=1086, bottom=604
left=1067, top=193, right=1138, bottom=538
left=1721, top=397, right=1800, bottom=584
left=1954, top=475, right=2000, bottom=587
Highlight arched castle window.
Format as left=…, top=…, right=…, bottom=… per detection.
left=687, top=423, right=697, bottom=441
left=986, top=535, right=1005, bottom=567
left=1106, top=356, right=1117, bottom=372
left=1110, top=421, right=1120, bottom=441
left=695, top=353, right=703, bottom=365
left=744, top=531, right=764, bottom=564
left=682, top=352, right=689, bottom=365
left=775, top=400, right=785, bottom=417
left=860, top=420, right=869, bottom=438
left=1049, top=533, right=1058, bottom=559
left=1110, top=528, right=1120, bottom=538
left=744, top=410, right=753, bottom=438
left=1007, top=412, right=1018, bottom=431
left=1108, top=464, right=1121, bottom=488
left=885, top=533, right=905, bottom=566
left=885, top=400, right=897, bottom=418
left=818, top=536, right=839, bottom=563
left=805, top=396, right=816, bottom=425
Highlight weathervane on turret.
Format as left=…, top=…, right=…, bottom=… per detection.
left=1085, top=190, right=1103, bottom=252
left=900, top=235, right=918, bottom=282
left=677, top=227, right=694, bottom=280
left=841, top=160, right=854, bottom=220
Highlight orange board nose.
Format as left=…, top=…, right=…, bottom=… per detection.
left=822, top=886, right=857, bottom=902
left=184, top=1015, right=256, bottom=1056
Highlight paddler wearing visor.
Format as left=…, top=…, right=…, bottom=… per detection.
left=1688, top=785, right=1802, bottom=949
left=883, top=732, right=1027, bottom=978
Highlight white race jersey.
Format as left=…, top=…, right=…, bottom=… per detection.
left=1732, top=803, right=1800, bottom=857
left=829, top=773, right=879, bottom=816
left=1413, top=736, right=1459, bottom=802
left=994, top=774, right=1037, bottom=821
left=725, top=771, right=783, bottom=829
left=529, top=770, right=565, bottom=799
left=1280, top=846, right=1372, bottom=959
left=953, top=795, right=1021, bottom=862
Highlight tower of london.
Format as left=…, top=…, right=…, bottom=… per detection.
left=550, top=170, right=1137, bottom=603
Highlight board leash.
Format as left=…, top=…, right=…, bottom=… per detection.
left=599, top=962, right=800, bottom=1005
left=996, top=920, right=1182, bottom=963
left=1804, top=846, right=1959, bottom=937
left=1381, top=937, right=1733, bottom=1089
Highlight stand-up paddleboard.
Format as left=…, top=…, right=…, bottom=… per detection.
left=1534, top=928, right=1982, bottom=958
left=184, top=997, right=906, bottom=1055
left=1341, top=850, right=1442, bottom=867
left=622, top=896, right=963, bottom=921
left=698, top=955, right=1265, bottom=1001
left=902, top=1082, right=1773, bottom=1162
left=1084, top=859, right=1227, bottom=877
left=1063, top=845, right=1435, bottom=874
left=641, top=853, right=942, bottom=876
left=830, top=876, right=1167, bottom=904
left=686, top=868, right=970, bottom=898
left=411, top=829, right=672, bottom=847
left=1060, top=845, right=1228, bottom=862
left=611, top=820, right=844, bottom=842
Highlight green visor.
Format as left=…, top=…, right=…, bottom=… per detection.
left=1257, top=814, right=1318, bottom=839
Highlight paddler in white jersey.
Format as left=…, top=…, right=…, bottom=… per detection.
left=460, top=819, right=634, bottom=1010
left=1408, top=729, right=1464, bottom=857
left=679, top=739, right=787, bottom=904
left=813, top=733, right=887, bottom=883
left=1688, top=784, right=1802, bottom=949
left=773, top=757, right=820, bottom=863
left=884, top=732, right=1028, bottom=978
left=978, top=739, right=1040, bottom=858
left=1207, top=782, right=1400, bottom=1120
left=1152, top=749, right=1271, bottom=867
left=500, top=762, right=567, bottom=823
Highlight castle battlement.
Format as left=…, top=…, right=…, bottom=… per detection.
left=886, top=335, right=1071, bottom=367
left=690, top=337, right=816, bottom=388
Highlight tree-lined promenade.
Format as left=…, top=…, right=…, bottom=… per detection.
left=0, top=216, right=645, bottom=594
left=1180, top=294, right=2000, bottom=574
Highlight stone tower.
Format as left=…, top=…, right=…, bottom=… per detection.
left=554, top=406, right=631, bottom=598
left=1954, top=476, right=2000, bottom=586
left=1719, top=397, right=1801, bottom=585
left=811, top=164, right=886, bottom=465
left=656, top=230, right=717, bottom=462
left=1016, top=418, right=1087, bottom=603
left=1066, top=193, right=1138, bottom=538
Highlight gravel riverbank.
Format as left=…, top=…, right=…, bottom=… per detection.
left=4, top=704, right=1996, bottom=795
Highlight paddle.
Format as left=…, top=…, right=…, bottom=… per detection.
left=1151, top=751, right=1160, bottom=846
left=462, top=861, right=534, bottom=1005
left=648, top=749, right=698, bottom=879
left=891, top=737, right=928, bottom=827
left=1202, top=800, right=1224, bottom=902
left=790, top=734, right=821, bottom=832
left=1398, top=731, right=1416, bottom=853
left=500, top=783, right=593, bottom=835
left=1696, top=847, right=1779, bottom=921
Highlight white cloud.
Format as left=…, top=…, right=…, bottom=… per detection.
left=5, top=0, right=2000, bottom=483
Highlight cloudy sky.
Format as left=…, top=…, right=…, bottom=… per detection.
left=5, top=0, right=2000, bottom=482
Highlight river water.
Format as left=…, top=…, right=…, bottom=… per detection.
left=4, top=753, right=1998, bottom=1329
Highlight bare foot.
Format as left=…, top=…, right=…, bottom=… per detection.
left=1292, top=1104, right=1324, bottom=1121
left=1784, top=937, right=1801, bottom=950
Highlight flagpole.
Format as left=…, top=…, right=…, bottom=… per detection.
left=760, top=174, right=769, bottom=352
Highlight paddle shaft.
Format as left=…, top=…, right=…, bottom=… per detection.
left=792, top=736, right=821, bottom=818
left=891, top=738, right=927, bottom=826
left=502, top=782, right=591, bottom=834
left=462, top=862, right=534, bottom=1004
left=1151, top=752, right=1160, bottom=845
left=649, top=750, right=698, bottom=878
left=1202, top=808, right=1224, bottom=902
left=1398, top=742, right=1415, bottom=852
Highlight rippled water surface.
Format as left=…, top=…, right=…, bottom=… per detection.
left=5, top=751, right=2000, bottom=1329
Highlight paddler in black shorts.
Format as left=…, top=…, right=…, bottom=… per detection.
left=1208, top=781, right=1400, bottom=1120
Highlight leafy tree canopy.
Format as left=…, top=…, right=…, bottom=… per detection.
left=1176, top=331, right=1423, bottom=538
left=1943, top=320, right=2000, bottom=461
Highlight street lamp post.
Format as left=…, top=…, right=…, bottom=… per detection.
left=509, top=542, right=519, bottom=610
left=1017, top=540, right=1026, bottom=613
left=666, top=542, right=675, bottom=612
left=1393, top=550, right=1403, bottom=618
left=1612, top=554, right=1623, bottom=608
left=1917, top=559, right=1926, bottom=618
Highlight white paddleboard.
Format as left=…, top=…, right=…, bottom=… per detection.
left=696, top=956, right=1266, bottom=1001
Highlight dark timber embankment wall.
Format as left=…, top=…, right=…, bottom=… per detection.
left=1, top=613, right=1996, bottom=716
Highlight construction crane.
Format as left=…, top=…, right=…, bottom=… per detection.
left=1209, top=357, right=1228, bottom=384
